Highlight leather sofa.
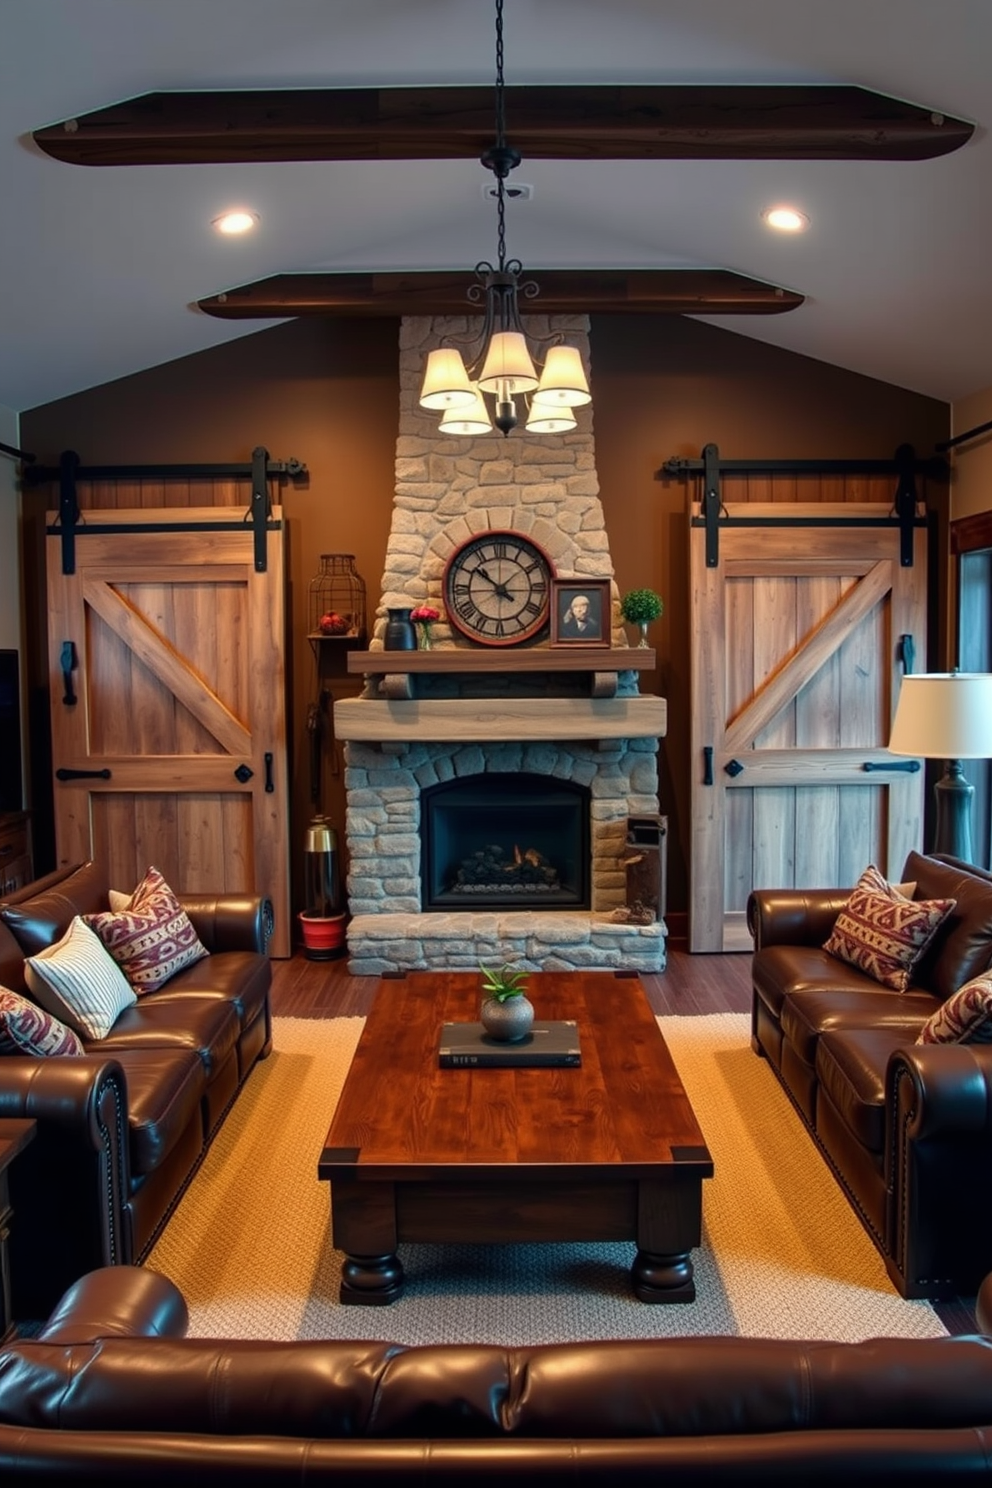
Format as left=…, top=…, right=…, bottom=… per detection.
left=749, top=850, right=992, bottom=1301
left=0, top=861, right=272, bottom=1319
left=0, top=1265, right=991, bottom=1484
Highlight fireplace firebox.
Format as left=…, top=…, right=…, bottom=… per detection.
left=421, top=775, right=591, bottom=912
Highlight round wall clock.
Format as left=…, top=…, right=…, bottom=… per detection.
left=442, top=530, right=556, bottom=646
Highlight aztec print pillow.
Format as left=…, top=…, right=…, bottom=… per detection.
left=84, top=866, right=208, bottom=994
left=0, top=986, right=83, bottom=1056
left=823, top=864, right=955, bottom=992
left=917, top=975, right=992, bottom=1045
left=24, top=916, right=136, bottom=1040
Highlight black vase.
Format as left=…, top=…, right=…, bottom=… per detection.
left=384, top=607, right=417, bottom=650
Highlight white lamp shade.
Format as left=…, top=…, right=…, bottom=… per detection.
left=477, top=331, right=539, bottom=394
left=888, top=672, right=992, bottom=759
left=535, top=344, right=591, bottom=407
left=419, top=348, right=476, bottom=410
left=525, top=398, right=577, bottom=434
left=438, top=384, right=493, bottom=436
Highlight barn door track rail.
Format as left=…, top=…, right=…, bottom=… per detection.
left=665, top=442, right=944, bottom=567
left=27, top=446, right=307, bottom=574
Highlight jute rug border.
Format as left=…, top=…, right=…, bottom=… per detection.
left=147, top=1013, right=947, bottom=1346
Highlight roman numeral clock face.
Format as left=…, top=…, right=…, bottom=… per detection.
left=442, top=531, right=555, bottom=646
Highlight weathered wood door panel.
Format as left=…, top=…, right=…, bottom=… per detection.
left=46, top=509, right=291, bottom=956
left=690, top=504, right=927, bottom=952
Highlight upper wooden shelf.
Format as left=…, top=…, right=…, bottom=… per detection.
left=347, top=646, right=655, bottom=675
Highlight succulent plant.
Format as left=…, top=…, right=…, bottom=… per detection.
left=480, top=963, right=530, bottom=1002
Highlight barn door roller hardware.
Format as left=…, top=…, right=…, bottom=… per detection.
left=28, top=448, right=307, bottom=574
left=669, top=443, right=943, bottom=567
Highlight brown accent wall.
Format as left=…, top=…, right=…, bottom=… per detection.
left=20, top=313, right=949, bottom=928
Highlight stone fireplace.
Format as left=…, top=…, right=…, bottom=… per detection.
left=333, top=314, right=667, bottom=975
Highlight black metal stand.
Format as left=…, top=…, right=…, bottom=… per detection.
left=932, top=760, right=975, bottom=863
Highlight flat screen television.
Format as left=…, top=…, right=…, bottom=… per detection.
left=0, top=649, right=23, bottom=813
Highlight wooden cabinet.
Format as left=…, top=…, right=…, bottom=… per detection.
left=0, top=813, right=32, bottom=896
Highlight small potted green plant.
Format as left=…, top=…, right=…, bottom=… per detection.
left=620, top=588, right=663, bottom=649
left=479, top=962, right=534, bottom=1043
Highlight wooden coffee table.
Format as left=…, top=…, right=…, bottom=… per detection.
left=318, top=970, right=712, bottom=1305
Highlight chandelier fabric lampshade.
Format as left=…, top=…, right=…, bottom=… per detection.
left=888, top=671, right=992, bottom=863
left=525, top=399, right=578, bottom=434
left=439, top=384, right=493, bottom=435
left=419, top=348, right=477, bottom=410
left=477, top=331, right=539, bottom=394
left=535, top=345, right=592, bottom=406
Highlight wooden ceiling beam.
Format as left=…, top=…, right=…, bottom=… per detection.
left=34, top=85, right=972, bottom=166
left=197, top=269, right=804, bottom=319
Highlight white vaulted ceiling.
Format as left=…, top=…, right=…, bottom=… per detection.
left=2, top=0, right=991, bottom=411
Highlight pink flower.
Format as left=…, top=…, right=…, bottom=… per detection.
left=410, top=605, right=441, bottom=623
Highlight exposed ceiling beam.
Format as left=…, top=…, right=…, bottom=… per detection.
left=197, top=269, right=804, bottom=319
left=34, top=85, right=973, bottom=166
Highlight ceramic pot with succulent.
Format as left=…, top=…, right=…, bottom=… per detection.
left=479, top=963, right=535, bottom=1043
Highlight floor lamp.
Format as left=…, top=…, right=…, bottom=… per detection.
left=887, top=671, right=992, bottom=864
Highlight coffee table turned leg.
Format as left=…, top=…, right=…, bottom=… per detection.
left=340, top=1252, right=405, bottom=1305
left=631, top=1248, right=695, bottom=1303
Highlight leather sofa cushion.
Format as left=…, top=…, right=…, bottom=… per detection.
left=906, top=851, right=992, bottom=1000
left=780, top=988, right=936, bottom=1067
left=88, top=996, right=240, bottom=1077
left=816, top=1029, right=911, bottom=1154
left=146, top=951, right=270, bottom=1033
left=753, top=946, right=886, bottom=1019
left=0, top=862, right=110, bottom=955
left=114, top=1048, right=206, bottom=1177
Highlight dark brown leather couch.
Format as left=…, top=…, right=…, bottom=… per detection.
left=749, top=851, right=992, bottom=1301
left=0, top=1265, right=991, bottom=1484
left=0, top=862, right=272, bottom=1319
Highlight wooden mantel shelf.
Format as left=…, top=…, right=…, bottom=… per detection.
left=333, top=694, right=667, bottom=745
left=347, top=646, right=655, bottom=675
left=348, top=645, right=655, bottom=699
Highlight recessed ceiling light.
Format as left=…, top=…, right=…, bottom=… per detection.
left=763, top=205, right=809, bottom=234
left=212, top=210, right=258, bottom=236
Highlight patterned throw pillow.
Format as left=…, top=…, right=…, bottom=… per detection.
left=823, top=864, right=956, bottom=992
left=916, top=976, right=992, bottom=1045
left=0, top=986, right=83, bottom=1056
left=84, top=866, right=208, bottom=994
left=24, top=916, right=136, bottom=1040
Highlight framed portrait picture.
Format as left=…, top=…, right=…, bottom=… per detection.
left=549, top=577, right=612, bottom=648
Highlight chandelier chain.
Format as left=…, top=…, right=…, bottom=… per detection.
left=494, top=0, right=507, bottom=272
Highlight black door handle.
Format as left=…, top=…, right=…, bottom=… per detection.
left=264, top=752, right=275, bottom=793
left=863, top=759, right=921, bottom=773
left=703, top=746, right=714, bottom=786
left=60, top=640, right=77, bottom=705
left=56, top=767, right=111, bottom=781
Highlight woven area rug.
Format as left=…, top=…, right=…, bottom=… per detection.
left=147, top=1013, right=947, bottom=1346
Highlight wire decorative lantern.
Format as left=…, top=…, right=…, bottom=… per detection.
left=307, top=554, right=367, bottom=642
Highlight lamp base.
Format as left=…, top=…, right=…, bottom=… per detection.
left=932, top=760, right=975, bottom=863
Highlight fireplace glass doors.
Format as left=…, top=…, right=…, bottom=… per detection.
left=421, top=774, right=591, bottom=912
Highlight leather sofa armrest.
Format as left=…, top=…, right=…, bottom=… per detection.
left=38, top=1266, right=188, bottom=1342
left=887, top=1042, right=992, bottom=1141
left=0, top=1058, right=131, bottom=1314
left=977, top=1272, right=992, bottom=1333
left=178, top=895, right=274, bottom=954
left=746, top=889, right=852, bottom=949
left=0, top=1055, right=128, bottom=1144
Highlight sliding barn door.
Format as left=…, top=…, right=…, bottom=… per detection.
left=46, top=508, right=291, bottom=956
left=690, top=502, right=927, bottom=952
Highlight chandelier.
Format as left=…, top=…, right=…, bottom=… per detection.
left=417, top=0, right=591, bottom=437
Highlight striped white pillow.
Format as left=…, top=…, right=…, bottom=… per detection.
left=24, top=916, right=136, bottom=1040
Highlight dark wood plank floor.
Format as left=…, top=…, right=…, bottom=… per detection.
left=269, top=947, right=754, bottom=1019
left=269, top=945, right=977, bottom=1334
